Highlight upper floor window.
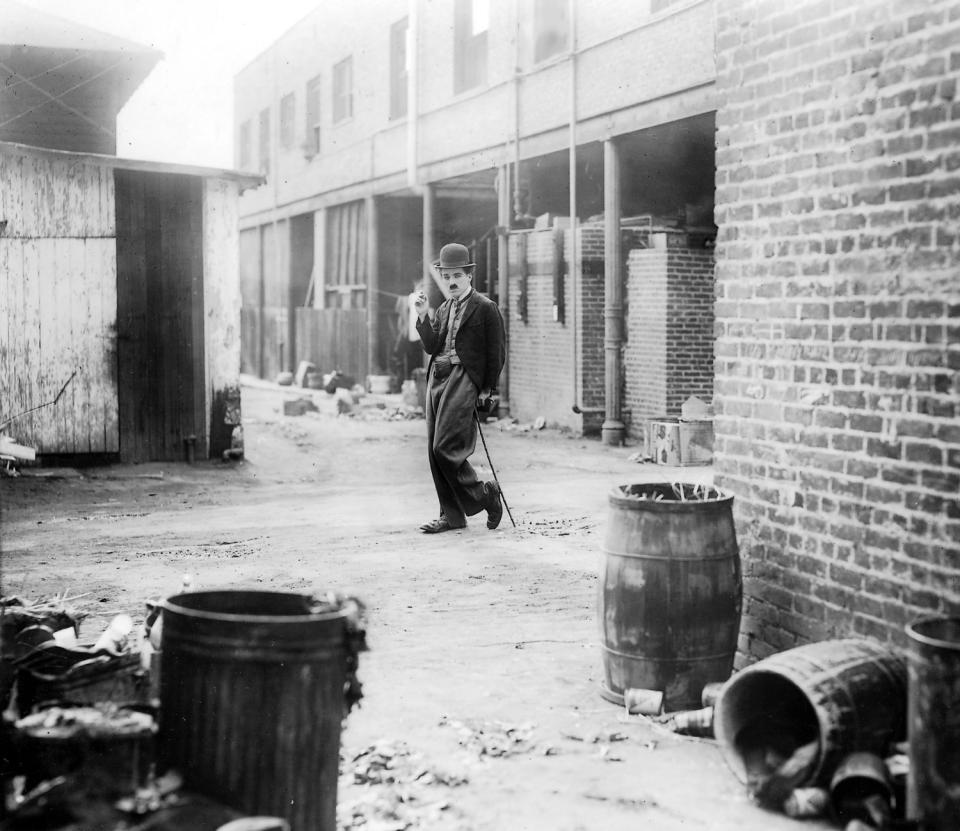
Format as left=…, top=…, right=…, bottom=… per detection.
left=280, top=93, right=295, bottom=149
left=305, top=75, right=321, bottom=155
left=389, top=17, right=409, bottom=120
left=454, top=0, right=488, bottom=94
left=239, top=119, right=252, bottom=169
left=333, top=56, right=353, bottom=123
left=258, top=107, right=270, bottom=174
left=534, top=0, right=569, bottom=63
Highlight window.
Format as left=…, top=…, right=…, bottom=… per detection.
left=239, top=119, right=252, bottom=169
left=258, top=108, right=270, bottom=174
left=534, top=0, right=569, bottom=63
left=305, top=75, right=321, bottom=155
left=333, top=57, right=353, bottom=123
left=389, top=17, right=408, bottom=120
left=280, top=93, right=295, bottom=149
left=454, top=0, right=488, bottom=94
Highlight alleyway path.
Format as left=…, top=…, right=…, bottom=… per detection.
left=0, top=381, right=832, bottom=831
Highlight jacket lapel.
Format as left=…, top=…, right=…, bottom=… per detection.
left=457, top=292, right=480, bottom=328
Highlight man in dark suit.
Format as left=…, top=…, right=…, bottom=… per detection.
left=415, top=243, right=506, bottom=533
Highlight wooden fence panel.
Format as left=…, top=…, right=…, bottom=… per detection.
left=294, top=307, right=368, bottom=380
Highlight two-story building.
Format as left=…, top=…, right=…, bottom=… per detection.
left=234, top=0, right=718, bottom=438
left=236, top=0, right=960, bottom=666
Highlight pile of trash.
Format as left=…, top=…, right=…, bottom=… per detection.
left=618, top=639, right=918, bottom=830
left=337, top=741, right=468, bottom=831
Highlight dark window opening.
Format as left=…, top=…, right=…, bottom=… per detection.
left=534, top=0, right=569, bottom=63
left=454, top=0, right=488, bottom=94
left=333, top=57, right=354, bottom=123
left=390, top=17, right=409, bottom=119
left=305, top=75, right=321, bottom=155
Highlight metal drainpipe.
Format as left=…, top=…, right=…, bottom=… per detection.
left=568, top=0, right=582, bottom=417
left=602, top=137, right=625, bottom=446
left=406, top=0, right=418, bottom=193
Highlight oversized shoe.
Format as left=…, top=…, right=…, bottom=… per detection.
left=485, top=481, right=503, bottom=530
left=420, top=517, right=454, bottom=533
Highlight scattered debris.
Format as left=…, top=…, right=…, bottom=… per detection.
left=782, top=786, right=829, bottom=818
left=744, top=739, right=819, bottom=810
left=282, top=397, right=319, bottom=417
left=337, top=741, right=468, bottom=831
left=439, top=716, right=539, bottom=758
left=664, top=706, right=714, bottom=738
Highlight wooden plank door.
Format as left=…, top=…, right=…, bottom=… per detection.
left=115, top=170, right=205, bottom=462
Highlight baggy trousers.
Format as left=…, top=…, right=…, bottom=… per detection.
left=425, top=363, right=487, bottom=527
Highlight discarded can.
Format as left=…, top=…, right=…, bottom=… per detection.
left=783, top=787, right=830, bottom=818
left=670, top=706, right=714, bottom=737
left=93, top=614, right=134, bottom=654
left=701, top=681, right=725, bottom=708
left=623, top=688, right=664, bottom=716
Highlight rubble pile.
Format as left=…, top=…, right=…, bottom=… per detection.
left=337, top=741, right=468, bottom=831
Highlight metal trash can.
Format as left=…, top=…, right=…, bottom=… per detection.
left=905, top=617, right=960, bottom=830
left=158, top=590, right=366, bottom=831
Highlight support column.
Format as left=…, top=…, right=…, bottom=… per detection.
left=366, top=194, right=379, bottom=377
left=602, top=138, right=625, bottom=446
left=497, top=164, right=510, bottom=412
left=312, top=207, right=326, bottom=308
left=422, top=183, right=438, bottom=293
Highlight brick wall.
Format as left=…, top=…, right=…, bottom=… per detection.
left=714, top=0, right=960, bottom=663
left=507, top=230, right=580, bottom=432
left=625, top=243, right=715, bottom=435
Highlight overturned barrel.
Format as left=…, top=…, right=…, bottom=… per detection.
left=158, top=590, right=365, bottom=831
left=714, top=639, right=907, bottom=788
left=905, top=617, right=960, bottom=830
left=599, top=482, right=742, bottom=711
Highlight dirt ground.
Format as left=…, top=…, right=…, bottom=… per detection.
left=0, top=379, right=834, bottom=831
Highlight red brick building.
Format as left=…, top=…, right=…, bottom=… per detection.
left=713, top=0, right=960, bottom=658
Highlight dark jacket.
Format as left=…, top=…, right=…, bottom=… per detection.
left=416, top=290, right=505, bottom=392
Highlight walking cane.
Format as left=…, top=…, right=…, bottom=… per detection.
left=474, top=410, right=516, bottom=528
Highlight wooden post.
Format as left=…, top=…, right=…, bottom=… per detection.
left=366, top=194, right=379, bottom=377
left=602, top=137, right=625, bottom=446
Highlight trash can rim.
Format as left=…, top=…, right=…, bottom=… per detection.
left=905, top=616, right=960, bottom=651
left=161, top=589, right=349, bottom=625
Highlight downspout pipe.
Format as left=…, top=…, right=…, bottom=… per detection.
left=601, top=136, right=625, bottom=446
left=567, top=0, right=583, bottom=417
left=407, top=0, right=446, bottom=301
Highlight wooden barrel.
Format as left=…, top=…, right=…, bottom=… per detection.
left=158, top=591, right=352, bottom=831
left=599, top=483, right=742, bottom=711
left=905, top=617, right=960, bottom=830
left=714, top=639, right=907, bottom=788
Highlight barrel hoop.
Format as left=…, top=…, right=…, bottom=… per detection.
left=601, top=643, right=735, bottom=662
left=600, top=546, right=738, bottom=562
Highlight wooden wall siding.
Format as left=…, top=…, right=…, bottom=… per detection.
left=259, top=307, right=288, bottom=382
left=0, top=150, right=118, bottom=454
left=115, top=170, right=205, bottom=463
left=239, top=228, right=262, bottom=376
left=202, top=179, right=243, bottom=458
left=294, top=307, right=368, bottom=380
left=240, top=306, right=261, bottom=377
left=324, top=201, right=367, bottom=309
left=0, top=152, right=115, bottom=238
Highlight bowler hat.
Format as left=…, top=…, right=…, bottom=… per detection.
left=434, top=243, right=475, bottom=270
